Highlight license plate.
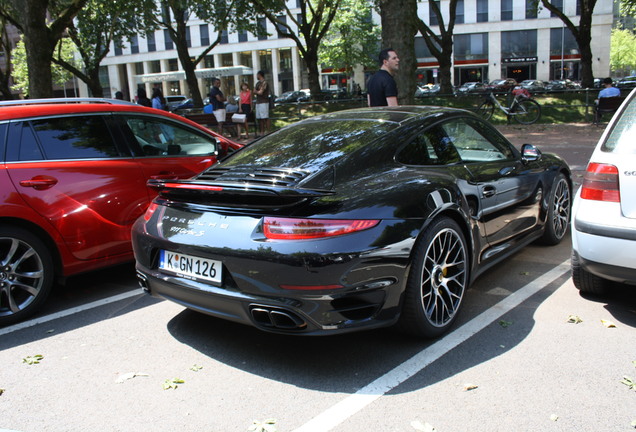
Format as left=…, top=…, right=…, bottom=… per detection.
left=159, top=250, right=222, bottom=284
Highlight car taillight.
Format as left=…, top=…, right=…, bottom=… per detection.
left=143, top=202, right=159, bottom=222
left=580, top=162, right=620, bottom=202
left=263, top=217, right=380, bottom=240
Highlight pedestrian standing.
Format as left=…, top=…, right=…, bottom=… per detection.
left=367, top=48, right=400, bottom=107
left=254, top=71, right=271, bottom=136
left=209, top=78, right=227, bottom=135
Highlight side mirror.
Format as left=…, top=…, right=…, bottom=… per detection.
left=521, top=143, right=541, bottom=162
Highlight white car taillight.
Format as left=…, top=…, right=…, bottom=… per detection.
left=580, top=162, right=620, bottom=202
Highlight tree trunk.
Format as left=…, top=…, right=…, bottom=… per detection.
left=378, top=0, right=417, bottom=105
left=173, top=20, right=203, bottom=106
left=23, top=0, right=54, bottom=98
left=303, top=49, right=322, bottom=100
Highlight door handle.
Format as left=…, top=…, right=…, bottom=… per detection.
left=482, top=186, right=496, bottom=198
left=19, top=176, right=58, bottom=190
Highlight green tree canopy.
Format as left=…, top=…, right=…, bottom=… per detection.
left=610, top=27, right=636, bottom=75
left=318, top=0, right=379, bottom=89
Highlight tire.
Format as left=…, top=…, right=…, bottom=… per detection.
left=571, top=250, right=609, bottom=295
left=513, top=99, right=541, bottom=124
left=398, top=217, right=469, bottom=338
left=540, top=173, right=571, bottom=245
left=0, top=227, right=55, bottom=326
left=477, top=100, right=495, bottom=120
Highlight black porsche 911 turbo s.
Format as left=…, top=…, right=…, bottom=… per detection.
left=132, top=106, right=571, bottom=338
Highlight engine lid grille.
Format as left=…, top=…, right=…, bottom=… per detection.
left=197, top=165, right=309, bottom=187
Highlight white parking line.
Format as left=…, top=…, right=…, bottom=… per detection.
left=293, top=260, right=571, bottom=432
left=0, top=289, right=144, bottom=336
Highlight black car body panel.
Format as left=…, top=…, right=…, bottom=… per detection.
left=132, top=106, right=571, bottom=336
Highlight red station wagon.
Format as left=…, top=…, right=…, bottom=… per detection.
left=0, top=98, right=242, bottom=325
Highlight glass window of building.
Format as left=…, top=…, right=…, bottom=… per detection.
left=429, top=1, right=440, bottom=26
left=415, top=36, right=435, bottom=59
left=200, top=25, right=209, bottom=46
left=135, top=63, right=144, bottom=75
left=550, top=0, right=563, bottom=17
left=454, top=33, right=488, bottom=61
left=164, top=29, right=173, bottom=50
left=114, top=39, right=122, bottom=56
left=525, top=0, right=537, bottom=18
left=147, top=32, right=156, bottom=52
left=130, top=35, right=139, bottom=54
left=259, top=50, right=272, bottom=75
left=550, top=27, right=580, bottom=80
left=257, top=17, right=268, bottom=41
left=277, top=15, right=288, bottom=37
left=476, top=0, right=488, bottom=22
left=501, top=30, right=537, bottom=58
left=204, top=55, right=214, bottom=69
left=168, top=58, right=179, bottom=71
left=185, top=27, right=191, bottom=48
left=221, top=53, right=233, bottom=67
left=238, top=30, right=248, bottom=43
left=221, top=30, right=228, bottom=44
left=240, top=52, right=253, bottom=68
left=150, top=60, right=161, bottom=73
left=501, top=0, right=513, bottom=20
left=456, top=0, right=465, bottom=24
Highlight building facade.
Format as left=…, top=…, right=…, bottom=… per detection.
left=83, top=0, right=614, bottom=101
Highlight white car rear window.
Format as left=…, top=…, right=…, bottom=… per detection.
left=603, top=98, right=636, bottom=154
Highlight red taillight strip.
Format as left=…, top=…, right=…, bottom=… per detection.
left=161, top=183, right=224, bottom=191
left=580, top=162, right=620, bottom=202
left=143, top=202, right=159, bottom=222
left=279, top=284, right=344, bottom=290
left=263, top=217, right=380, bottom=240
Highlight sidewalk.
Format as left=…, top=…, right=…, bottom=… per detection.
left=495, top=122, right=605, bottom=148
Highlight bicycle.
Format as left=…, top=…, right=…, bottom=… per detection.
left=477, top=91, right=541, bottom=124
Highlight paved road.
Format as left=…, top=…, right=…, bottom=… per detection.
left=2, top=123, right=634, bottom=432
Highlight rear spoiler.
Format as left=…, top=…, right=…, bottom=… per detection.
left=147, top=178, right=335, bottom=198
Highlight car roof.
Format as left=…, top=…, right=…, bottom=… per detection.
left=0, top=98, right=220, bottom=136
left=301, top=105, right=468, bottom=127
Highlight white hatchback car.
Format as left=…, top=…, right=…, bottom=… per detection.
left=571, top=89, right=636, bottom=293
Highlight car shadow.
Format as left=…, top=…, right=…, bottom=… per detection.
left=164, top=268, right=569, bottom=394
left=580, top=284, right=636, bottom=329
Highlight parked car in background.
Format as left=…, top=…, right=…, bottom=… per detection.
left=415, top=84, right=441, bottom=98
left=488, top=78, right=518, bottom=93
left=165, top=95, right=188, bottom=111
left=571, top=89, right=636, bottom=294
left=169, top=98, right=194, bottom=112
left=616, top=76, right=636, bottom=92
left=519, top=80, right=547, bottom=93
left=456, top=82, right=489, bottom=95
left=0, top=98, right=242, bottom=326
left=545, top=80, right=579, bottom=92
left=274, top=90, right=310, bottom=105
left=133, top=105, right=572, bottom=338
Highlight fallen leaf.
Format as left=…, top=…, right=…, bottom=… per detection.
left=162, top=378, right=185, bottom=390
left=499, top=320, right=513, bottom=328
left=411, top=420, right=436, bottom=432
left=22, top=355, right=43, bottom=365
left=46, top=329, right=55, bottom=334
left=519, top=271, right=530, bottom=276
left=630, top=419, right=636, bottom=428
left=248, top=418, right=278, bottom=432
left=463, top=383, right=478, bottom=391
left=115, top=372, right=149, bottom=384
left=0, top=388, right=4, bottom=396
left=190, top=364, right=203, bottom=372
left=567, top=315, right=583, bottom=324
left=621, top=376, right=636, bottom=390
left=601, top=319, right=617, bottom=328
left=550, top=414, right=559, bottom=422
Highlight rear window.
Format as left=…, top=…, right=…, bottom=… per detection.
left=602, top=96, right=636, bottom=154
left=224, top=119, right=395, bottom=171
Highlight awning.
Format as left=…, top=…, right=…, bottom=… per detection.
left=135, top=66, right=253, bottom=84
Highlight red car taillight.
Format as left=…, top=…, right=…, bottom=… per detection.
left=263, top=217, right=380, bottom=240
left=580, top=163, right=620, bottom=202
left=143, top=202, right=159, bottom=222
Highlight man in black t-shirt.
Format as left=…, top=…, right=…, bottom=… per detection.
left=367, top=48, right=400, bottom=107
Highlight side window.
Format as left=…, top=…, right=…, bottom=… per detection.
left=20, top=123, right=44, bottom=161
left=397, top=126, right=461, bottom=166
left=439, top=119, right=513, bottom=162
left=125, top=117, right=217, bottom=157
left=31, top=116, right=119, bottom=159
